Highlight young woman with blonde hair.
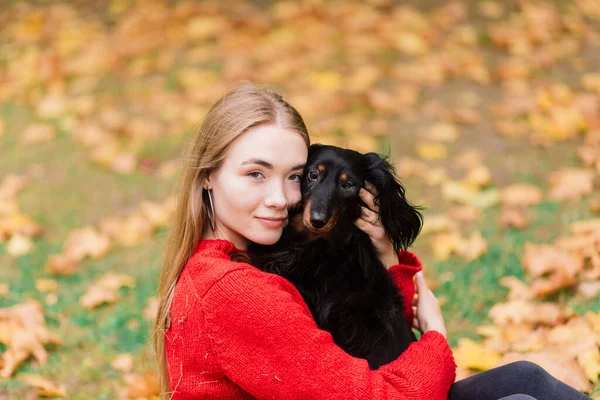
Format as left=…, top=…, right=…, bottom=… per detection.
left=153, top=84, right=591, bottom=400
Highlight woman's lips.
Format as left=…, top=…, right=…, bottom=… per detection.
left=255, top=217, right=286, bottom=228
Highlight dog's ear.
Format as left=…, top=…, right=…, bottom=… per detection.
left=364, top=153, right=423, bottom=251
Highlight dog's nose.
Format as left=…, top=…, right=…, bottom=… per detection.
left=310, top=212, right=327, bottom=229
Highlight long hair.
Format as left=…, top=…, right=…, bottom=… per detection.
left=153, top=83, right=310, bottom=398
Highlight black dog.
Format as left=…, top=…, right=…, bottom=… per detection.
left=249, top=144, right=423, bottom=369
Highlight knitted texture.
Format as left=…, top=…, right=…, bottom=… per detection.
left=166, top=239, right=456, bottom=399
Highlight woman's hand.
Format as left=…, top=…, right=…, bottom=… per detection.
left=354, top=181, right=398, bottom=270
left=412, top=271, right=447, bottom=338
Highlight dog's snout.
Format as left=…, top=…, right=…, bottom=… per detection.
left=310, top=212, right=328, bottom=229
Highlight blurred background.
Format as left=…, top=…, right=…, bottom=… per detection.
left=1, top=0, right=599, bottom=398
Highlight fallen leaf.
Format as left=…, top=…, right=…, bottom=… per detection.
left=63, top=226, right=111, bottom=261
left=501, top=184, right=543, bottom=207
left=19, top=374, right=66, bottom=397
left=489, top=300, right=569, bottom=326
left=45, top=254, right=79, bottom=276
left=426, top=122, right=459, bottom=142
left=500, top=208, right=529, bottom=230
left=121, top=371, right=160, bottom=398
left=0, top=300, right=62, bottom=378
left=21, top=123, right=56, bottom=145
left=455, top=231, right=488, bottom=261
left=453, top=338, right=501, bottom=371
left=6, top=234, right=33, bottom=257
left=111, top=353, right=134, bottom=373
left=35, top=279, right=58, bottom=294
left=79, top=272, right=136, bottom=309
left=548, top=168, right=595, bottom=201
left=142, top=297, right=158, bottom=321
left=416, top=142, right=447, bottom=160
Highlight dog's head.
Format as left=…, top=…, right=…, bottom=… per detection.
left=298, top=144, right=422, bottom=251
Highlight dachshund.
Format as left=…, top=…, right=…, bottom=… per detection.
left=248, top=144, right=423, bottom=369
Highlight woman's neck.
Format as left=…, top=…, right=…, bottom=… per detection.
left=202, top=228, right=248, bottom=251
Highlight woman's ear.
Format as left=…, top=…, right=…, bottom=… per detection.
left=203, top=175, right=212, bottom=191
left=364, top=153, right=423, bottom=251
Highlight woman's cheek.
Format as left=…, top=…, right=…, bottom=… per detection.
left=287, top=184, right=302, bottom=206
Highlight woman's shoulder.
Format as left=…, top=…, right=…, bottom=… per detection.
left=181, top=239, right=300, bottom=301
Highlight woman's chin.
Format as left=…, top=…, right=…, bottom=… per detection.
left=248, top=229, right=283, bottom=246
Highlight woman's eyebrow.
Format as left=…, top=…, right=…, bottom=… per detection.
left=241, top=159, right=272, bottom=169
left=241, top=159, right=305, bottom=172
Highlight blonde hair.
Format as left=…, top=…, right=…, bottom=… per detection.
left=153, top=84, right=310, bottom=397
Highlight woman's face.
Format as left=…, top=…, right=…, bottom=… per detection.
left=205, top=124, right=308, bottom=250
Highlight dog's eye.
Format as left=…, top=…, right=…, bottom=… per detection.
left=307, top=170, right=319, bottom=181
left=340, top=181, right=354, bottom=190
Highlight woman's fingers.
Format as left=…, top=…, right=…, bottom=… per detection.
left=412, top=316, right=421, bottom=331
left=359, top=206, right=381, bottom=227
left=359, top=181, right=380, bottom=213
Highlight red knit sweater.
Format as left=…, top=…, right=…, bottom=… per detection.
left=165, top=239, right=456, bottom=399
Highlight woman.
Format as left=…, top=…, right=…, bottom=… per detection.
left=154, top=84, right=591, bottom=400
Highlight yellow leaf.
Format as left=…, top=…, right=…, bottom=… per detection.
left=63, top=226, right=111, bottom=261
left=111, top=353, right=134, bottom=373
left=427, top=123, right=459, bottom=142
left=454, top=338, right=501, bottom=371
left=6, top=234, right=33, bottom=257
left=0, top=283, right=8, bottom=297
left=79, top=271, right=135, bottom=309
left=35, top=279, right=58, bottom=294
left=19, top=374, right=66, bottom=397
left=501, top=184, right=543, bottom=207
left=305, top=70, right=343, bottom=92
left=416, top=142, right=447, bottom=160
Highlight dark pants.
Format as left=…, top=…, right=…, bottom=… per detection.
left=448, top=361, right=592, bottom=400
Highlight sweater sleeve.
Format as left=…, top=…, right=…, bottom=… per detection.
left=387, top=250, right=423, bottom=325
left=203, top=267, right=456, bottom=400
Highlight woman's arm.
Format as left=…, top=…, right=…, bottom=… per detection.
left=388, top=250, right=422, bottom=325
left=202, top=267, right=456, bottom=400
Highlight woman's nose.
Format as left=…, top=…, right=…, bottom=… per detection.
left=264, top=182, right=287, bottom=209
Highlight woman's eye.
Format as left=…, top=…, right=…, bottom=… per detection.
left=248, top=171, right=264, bottom=179
left=308, top=170, right=319, bottom=181
left=290, top=174, right=303, bottom=182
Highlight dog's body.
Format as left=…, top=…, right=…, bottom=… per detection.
left=249, top=144, right=423, bottom=369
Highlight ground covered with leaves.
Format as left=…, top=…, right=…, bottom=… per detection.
left=1, top=0, right=600, bottom=398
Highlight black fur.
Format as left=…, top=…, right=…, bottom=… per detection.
left=248, top=144, right=423, bottom=369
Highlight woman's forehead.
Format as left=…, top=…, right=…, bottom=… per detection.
left=225, top=124, right=308, bottom=168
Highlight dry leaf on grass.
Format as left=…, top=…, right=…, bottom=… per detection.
left=453, top=338, right=501, bottom=371
left=18, top=374, right=66, bottom=397
left=21, top=123, right=57, bottom=145
left=79, top=272, right=136, bottom=309
left=500, top=208, right=529, bottom=230
left=489, top=300, right=570, bottom=326
left=63, top=226, right=111, bottom=261
left=35, top=279, right=58, bottom=293
left=0, top=300, right=62, bottom=378
left=416, top=142, right=448, bottom=160
left=111, top=353, right=134, bottom=373
left=142, top=297, right=158, bottom=321
left=548, top=168, right=595, bottom=201
left=501, top=184, right=543, bottom=207
left=45, top=254, right=79, bottom=276
left=0, top=283, right=9, bottom=297
left=120, top=371, right=160, bottom=399
left=6, top=234, right=34, bottom=257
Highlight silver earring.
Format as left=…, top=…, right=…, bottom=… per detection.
left=206, top=189, right=216, bottom=232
